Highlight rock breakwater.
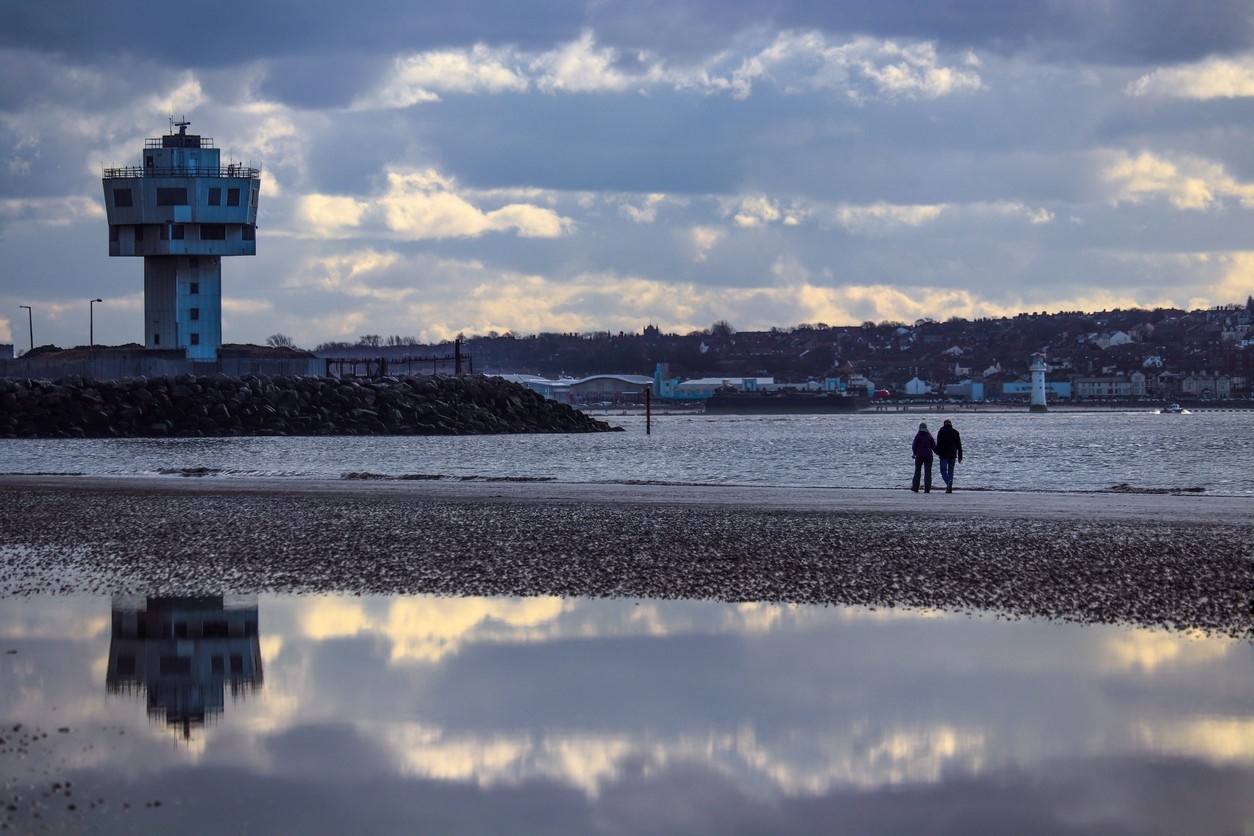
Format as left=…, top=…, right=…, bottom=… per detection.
left=0, top=373, right=618, bottom=437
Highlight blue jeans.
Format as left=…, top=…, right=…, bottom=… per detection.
left=939, top=457, right=956, bottom=487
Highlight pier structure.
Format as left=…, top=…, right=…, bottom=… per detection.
left=102, top=120, right=260, bottom=361
left=1029, top=352, right=1049, bottom=413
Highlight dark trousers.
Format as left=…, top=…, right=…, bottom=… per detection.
left=912, top=458, right=933, bottom=492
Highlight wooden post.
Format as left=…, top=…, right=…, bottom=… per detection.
left=646, top=385, right=652, bottom=435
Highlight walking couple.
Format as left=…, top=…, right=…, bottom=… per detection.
left=911, top=419, right=963, bottom=493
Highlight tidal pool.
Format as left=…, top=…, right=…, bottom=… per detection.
left=1, top=594, right=1251, bottom=834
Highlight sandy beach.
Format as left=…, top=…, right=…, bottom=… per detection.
left=1, top=474, right=1251, bottom=638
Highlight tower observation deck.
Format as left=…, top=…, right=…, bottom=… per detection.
left=102, top=120, right=260, bottom=361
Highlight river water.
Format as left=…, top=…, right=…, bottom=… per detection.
left=3, top=410, right=1253, bottom=494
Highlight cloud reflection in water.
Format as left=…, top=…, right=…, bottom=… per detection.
left=0, top=594, right=1249, bottom=833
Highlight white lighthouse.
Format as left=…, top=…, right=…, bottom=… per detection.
left=102, top=120, right=260, bottom=362
left=1029, top=352, right=1048, bottom=412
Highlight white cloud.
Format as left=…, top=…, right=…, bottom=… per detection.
left=294, top=169, right=572, bottom=240
left=715, top=33, right=983, bottom=101
left=353, top=30, right=982, bottom=107
left=828, top=202, right=946, bottom=234
left=731, top=195, right=779, bottom=227
left=146, top=73, right=207, bottom=118
left=0, top=196, right=103, bottom=227
left=1103, top=151, right=1254, bottom=210
left=532, top=30, right=642, bottom=94
left=619, top=194, right=669, bottom=224
left=362, top=45, right=529, bottom=109
left=296, top=194, right=370, bottom=236
left=1128, top=55, right=1254, bottom=99
left=727, top=195, right=805, bottom=227
left=381, top=171, right=571, bottom=238
left=688, top=225, right=724, bottom=262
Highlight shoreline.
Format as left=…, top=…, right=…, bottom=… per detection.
left=1, top=475, right=1250, bottom=639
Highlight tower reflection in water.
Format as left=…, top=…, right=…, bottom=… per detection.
left=106, top=596, right=263, bottom=740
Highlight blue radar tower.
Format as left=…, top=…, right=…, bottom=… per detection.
left=102, top=119, right=260, bottom=361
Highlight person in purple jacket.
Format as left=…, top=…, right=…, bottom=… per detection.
left=911, top=421, right=937, bottom=493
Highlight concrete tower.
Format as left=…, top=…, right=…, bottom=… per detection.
left=1029, top=352, right=1048, bottom=413
left=102, top=120, right=259, bottom=361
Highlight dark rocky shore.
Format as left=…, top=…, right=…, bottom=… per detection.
left=0, top=373, right=617, bottom=437
left=1, top=478, right=1250, bottom=640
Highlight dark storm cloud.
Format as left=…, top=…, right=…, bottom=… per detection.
left=257, top=54, right=393, bottom=110
left=430, top=92, right=745, bottom=194
left=770, top=0, right=1254, bottom=66
left=0, top=0, right=588, bottom=65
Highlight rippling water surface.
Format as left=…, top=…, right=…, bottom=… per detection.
left=3, top=410, right=1253, bottom=494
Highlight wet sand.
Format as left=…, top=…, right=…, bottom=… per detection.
left=1, top=475, right=1251, bottom=638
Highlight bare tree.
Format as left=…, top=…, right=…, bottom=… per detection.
left=266, top=333, right=296, bottom=348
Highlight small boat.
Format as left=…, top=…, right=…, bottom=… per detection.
left=1158, top=403, right=1188, bottom=414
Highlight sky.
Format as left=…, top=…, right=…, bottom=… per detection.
left=3, top=0, right=1254, bottom=352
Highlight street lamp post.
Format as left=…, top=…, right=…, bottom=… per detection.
left=19, top=305, right=33, bottom=356
left=90, top=298, right=103, bottom=349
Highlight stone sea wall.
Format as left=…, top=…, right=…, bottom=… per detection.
left=0, top=373, right=618, bottom=438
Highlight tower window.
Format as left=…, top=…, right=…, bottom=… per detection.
left=227, top=188, right=240, bottom=206
left=190, top=333, right=200, bottom=346
left=200, top=224, right=226, bottom=240
left=157, top=187, right=189, bottom=206
left=172, top=225, right=184, bottom=240
left=154, top=333, right=161, bottom=346
left=190, top=308, right=200, bottom=321
left=242, top=225, right=255, bottom=241
left=109, top=226, right=119, bottom=242
left=250, top=188, right=259, bottom=207
left=208, top=187, right=221, bottom=206
left=113, top=188, right=133, bottom=207
left=189, top=282, right=199, bottom=294
left=133, top=226, right=144, bottom=242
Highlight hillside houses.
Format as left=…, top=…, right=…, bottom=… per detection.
left=290, top=301, right=1254, bottom=403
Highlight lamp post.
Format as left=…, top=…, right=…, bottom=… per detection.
left=19, top=305, right=33, bottom=356
left=90, top=298, right=103, bottom=349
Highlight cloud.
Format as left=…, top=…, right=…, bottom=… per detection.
left=289, top=249, right=406, bottom=300
left=718, top=33, right=984, bottom=101
left=726, top=195, right=805, bottom=228
left=1127, top=54, right=1254, bottom=99
left=1103, top=150, right=1254, bottom=210
left=618, top=193, right=669, bottom=224
left=688, top=225, right=725, bottom=262
left=0, top=196, right=103, bottom=227
left=297, top=194, right=370, bottom=237
left=361, top=46, right=529, bottom=109
left=532, top=30, right=646, bottom=93
left=295, top=169, right=572, bottom=240
left=827, top=201, right=946, bottom=234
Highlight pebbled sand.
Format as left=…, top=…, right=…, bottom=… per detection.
left=1, top=474, right=1251, bottom=638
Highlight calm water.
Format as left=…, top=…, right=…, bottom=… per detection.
left=3, top=412, right=1253, bottom=832
left=1, top=595, right=1251, bottom=834
left=3, top=410, right=1254, bottom=494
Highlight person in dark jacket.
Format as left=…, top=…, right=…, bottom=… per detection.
left=935, top=419, right=964, bottom=493
left=910, top=422, right=936, bottom=493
